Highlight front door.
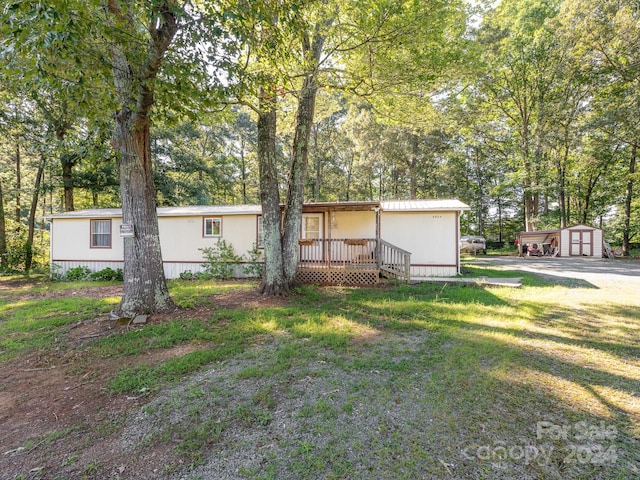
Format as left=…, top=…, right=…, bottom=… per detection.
left=300, top=213, right=323, bottom=262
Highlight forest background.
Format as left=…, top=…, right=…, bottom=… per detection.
left=1, top=0, right=639, bottom=274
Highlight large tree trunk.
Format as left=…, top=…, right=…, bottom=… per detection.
left=622, top=144, right=636, bottom=256
left=258, top=89, right=287, bottom=295
left=107, top=0, right=177, bottom=316
left=113, top=110, right=172, bottom=315
left=0, top=180, right=7, bottom=270
left=25, top=156, right=46, bottom=271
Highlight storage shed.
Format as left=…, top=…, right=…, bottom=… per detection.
left=559, top=224, right=603, bottom=258
left=516, top=224, right=604, bottom=258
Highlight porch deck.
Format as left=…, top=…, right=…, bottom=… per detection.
left=296, top=238, right=410, bottom=285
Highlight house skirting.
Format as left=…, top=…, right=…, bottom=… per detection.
left=297, top=266, right=379, bottom=285
left=52, top=260, right=457, bottom=281
left=410, top=265, right=459, bottom=277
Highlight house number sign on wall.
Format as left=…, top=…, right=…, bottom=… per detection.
left=120, top=224, right=135, bottom=238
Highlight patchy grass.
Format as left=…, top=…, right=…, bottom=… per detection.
left=0, top=295, right=119, bottom=362
left=1, top=268, right=639, bottom=479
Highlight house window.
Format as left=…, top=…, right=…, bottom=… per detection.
left=303, top=215, right=321, bottom=239
left=90, top=219, right=112, bottom=248
left=257, top=216, right=264, bottom=248
left=204, top=217, right=222, bottom=237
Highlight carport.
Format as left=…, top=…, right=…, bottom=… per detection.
left=516, top=229, right=560, bottom=257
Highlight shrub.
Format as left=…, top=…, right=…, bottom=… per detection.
left=179, top=270, right=195, bottom=280
left=195, top=271, right=214, bottom=280
left=56, top=266, right=123, bottom=282
left=65, top=266, right=92, bottom=281
left=89, top=267, right=123, bottom=281
left=50, top=263, right=64, bottom=281
left=200, top=240, right=242, bottom=279
left=243, top=244, right=264, bottom=278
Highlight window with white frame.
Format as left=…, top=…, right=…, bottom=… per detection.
left=203, top=217, right=222, bottom=237
left=257, top=216, right=264, bottom=248
left=90, top=219, right=112, bottom=248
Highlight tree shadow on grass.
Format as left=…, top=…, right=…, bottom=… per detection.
left=462, top=265, right=599, bottom=289
left=292, top=285, right=640, bottom=478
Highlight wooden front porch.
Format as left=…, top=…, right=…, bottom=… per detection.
left=296, top=238, right=411, bottom=285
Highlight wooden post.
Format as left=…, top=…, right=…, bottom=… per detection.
left=327, top=210, right=332, bottom=268
left=404, top=253, right=411, bottom=283
left=374, top=206, right=381, bottom=269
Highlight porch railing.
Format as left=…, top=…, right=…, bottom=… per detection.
left=379, top=239, right=411, bottom=282
left=298, top=238, right=411, bottom=282
left=298, top=238, right=377, bottom=267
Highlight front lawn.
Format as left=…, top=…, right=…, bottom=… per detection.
left=0, top=268, right=638, bottom=479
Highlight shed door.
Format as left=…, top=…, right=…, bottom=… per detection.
left=570, top=230, right=592, bottom=256
left=582, top=231, right=592, bottom=256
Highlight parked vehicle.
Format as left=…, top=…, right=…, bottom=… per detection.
left=460, top=235, right=487, bottom=255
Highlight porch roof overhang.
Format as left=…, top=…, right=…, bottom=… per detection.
left=300, top=199, right=471, bottom=213
left=381, top=199, right=470, bottom=212
left=300, top=201, right=380, bottom=212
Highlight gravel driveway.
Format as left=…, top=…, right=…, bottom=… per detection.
left=472, top=256, right=640, bottom=287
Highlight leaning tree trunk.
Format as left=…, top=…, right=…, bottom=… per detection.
left=282, top=76, right=318, bottom=284
left=258, top=89, right=287, bottom=295
left=25, top=155, right=46, bottom=271
left=622, top=144, right=636, bottom=256
left=281, top=32, right=325, bottom=286
left=107, top=0, right=177, bottom=316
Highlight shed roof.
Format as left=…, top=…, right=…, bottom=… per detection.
left=301, top=201, right=380, bottom=212
left=562, top=224, right=602, bottom=231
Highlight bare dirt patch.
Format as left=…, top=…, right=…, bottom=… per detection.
left=0, top=283, right=284, bottom=480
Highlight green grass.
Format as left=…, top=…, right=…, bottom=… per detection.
left=1, top=269, right=639, bottom=479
